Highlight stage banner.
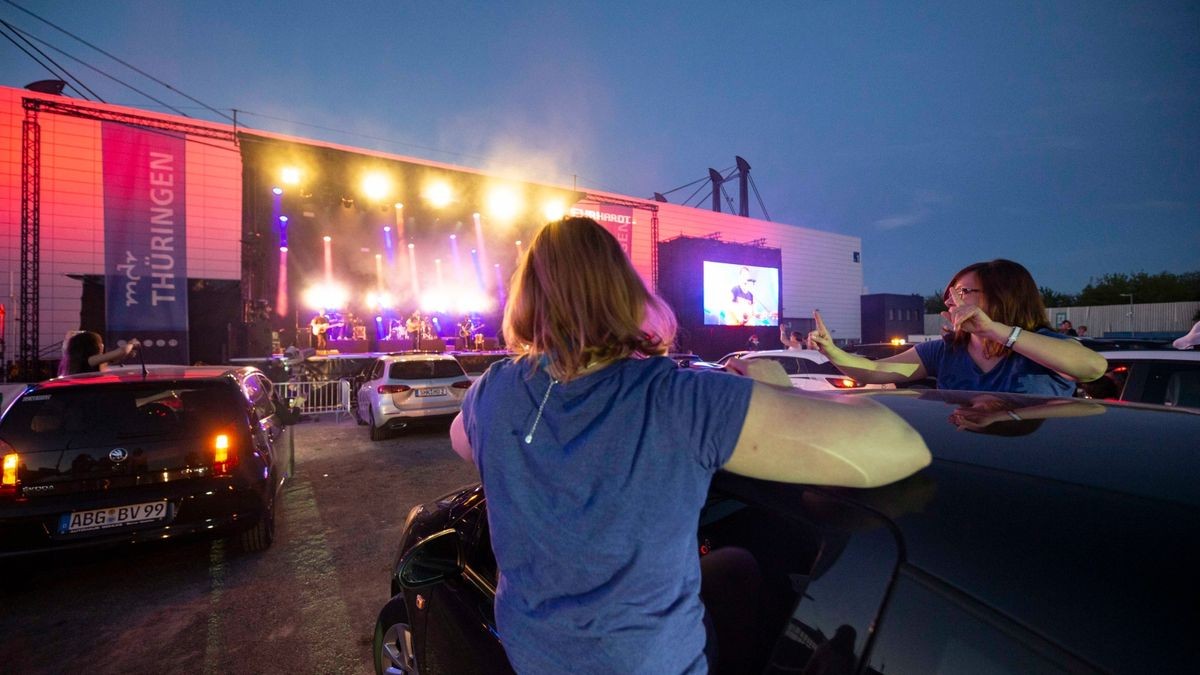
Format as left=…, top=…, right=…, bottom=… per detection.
left=569, top=203, right=634, bottom=257
left=102, top=123, right=189, bottom=364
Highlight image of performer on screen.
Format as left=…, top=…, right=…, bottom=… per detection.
left=729, top=267, right=758, bottom=325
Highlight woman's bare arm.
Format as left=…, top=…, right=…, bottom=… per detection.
left=723, top=380, right=931, bottom=488
left=450, top=412, right=474, bottom=464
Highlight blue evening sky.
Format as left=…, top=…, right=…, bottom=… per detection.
left=2, top=1, right=1196, bottom=297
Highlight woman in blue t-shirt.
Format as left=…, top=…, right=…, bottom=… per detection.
left=808, top=259, right=1107, bottom=396
left=449, top=217, right=930, bottom=674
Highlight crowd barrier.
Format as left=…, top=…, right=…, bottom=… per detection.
left=274, top=379, right=352, bottom=422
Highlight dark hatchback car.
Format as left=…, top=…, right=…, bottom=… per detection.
left=374, top=390, right=1198, bottom=674
left=0, top=365, right=295, bottom=557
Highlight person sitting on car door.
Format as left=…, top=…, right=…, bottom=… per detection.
left=449, top=216, right=930, bottom=675
left=807, top=259, right=1106, bottom=396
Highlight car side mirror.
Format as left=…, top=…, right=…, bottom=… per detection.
left=397, top=529, right=462, bottom=588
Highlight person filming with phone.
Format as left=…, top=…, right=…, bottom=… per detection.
left=807, top=259, right=1106, bottom=396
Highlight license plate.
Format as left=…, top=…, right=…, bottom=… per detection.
left=59, top=500, right=170, bottom=534
left=416, top=387, right=447, bottom=397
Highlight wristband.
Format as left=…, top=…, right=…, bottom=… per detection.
left=1004, top=325, right=1021, bottom=349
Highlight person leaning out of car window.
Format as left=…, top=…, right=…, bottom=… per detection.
left=807, top=259, right=1107, bottom=396
left=59, top=330, right=140, bottom=376
left=449, top=217, right=931, bottom=675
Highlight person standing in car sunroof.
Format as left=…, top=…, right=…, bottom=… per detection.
left=449, top=216, right=930, bottom=674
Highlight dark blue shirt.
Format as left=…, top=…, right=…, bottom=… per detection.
left=461, top=356, right=754, bottom=674
left=914, top=328, right=1076, bottom=396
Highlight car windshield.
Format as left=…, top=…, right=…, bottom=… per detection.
left=0, top=383, right=245, bottom=452
left=389, top=361, right=465, bottom=380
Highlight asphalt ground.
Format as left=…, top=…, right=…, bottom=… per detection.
left=0, top=415, right=479, bottom=674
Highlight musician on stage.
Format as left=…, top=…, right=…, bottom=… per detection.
left=310, top=311, right=330, bottom=350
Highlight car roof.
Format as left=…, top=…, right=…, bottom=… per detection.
left=379, top=352, right=458, bottom=362
left=742, top=348, right=829, bottom=362
left=714, top=389, right=1199, bottom=673
left=32, top=365, right=251, bottom=390
left=1094, top=349, right=1200, bottom=362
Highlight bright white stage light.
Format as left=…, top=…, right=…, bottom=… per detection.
left=425, top=181, right=453, bottom=208
left=362, top=172, right=391, bottom=201
left=302, top=282, right=350, bottom=310
left=542, top=200, right=566, bottom=222
left=487, top=186, right=522, bottom=221
left=281, top=167, right=301, bottom=185
left=365, top=291, right=395, bottom=310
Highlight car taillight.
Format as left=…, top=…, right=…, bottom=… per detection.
left=826, top=377, right=863, bottom=389
left=2, top=443, right=18, bottom=497
left=379, top=384, right=412, bottom=394
left=213, top=433, right=238, bottom=475
left=451, top=380, right=472, bottom=389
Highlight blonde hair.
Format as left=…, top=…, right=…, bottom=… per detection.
left=503, top=217, right=676, bottom=381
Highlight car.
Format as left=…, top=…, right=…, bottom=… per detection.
left=373, top=390, right=1199, bottom=674
left=357, top=353, right=472, bottom=440
left=0, top=365, right=295, bottom=558
left=735, top=349, right=892, bottom=391
left=843, top=341, right=914, bottom=360
left=715, top=350, right=751, bottom=367
left=1076, top=337, right=1173, bottom=351
left=666, top=353, right=724, bottom=370
left=1077, top=349, right=1200, bottom=409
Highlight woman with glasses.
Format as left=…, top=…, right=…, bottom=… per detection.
left=808, top=259, right=1106, bottom=396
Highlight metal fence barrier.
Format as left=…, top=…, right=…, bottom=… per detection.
left=274, top=379, right=351, bottom=422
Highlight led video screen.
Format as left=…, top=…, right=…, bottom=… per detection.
left=702, top=261, right=780, bottom=326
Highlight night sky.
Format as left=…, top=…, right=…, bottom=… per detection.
left=2, top=1, right=1196, bottom=297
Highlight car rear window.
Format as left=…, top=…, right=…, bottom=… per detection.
left=388, top=360, right=465, bottom=380
left=0, top=383, right=246, bottom=453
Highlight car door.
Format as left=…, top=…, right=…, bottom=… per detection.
left=419, top=502, right=513, bottom=674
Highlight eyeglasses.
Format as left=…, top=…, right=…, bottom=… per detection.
left=943, top=286, right=982, bottom=303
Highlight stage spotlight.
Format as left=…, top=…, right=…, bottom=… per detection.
left=425, top=181, right=453, bottom=208
left=280, top=216, right=289, bottom=223
left=281, top=167, right=301, bottom=185
left=280, top=246, right=288, bottom=252
left=408, top=243, right=415, bottom=249
left=543, top=200, right=566, bottom=222
left=302, top=282, right=349, bottom=310
left=362, top=172, right=391, bottom=201
left=487, top=186, right=522, bottom=221
left=323, top=235, right=332, bottom=242
left=341, top=196, right=354, bottom=209
left=271, top=186, right=283, bottom=196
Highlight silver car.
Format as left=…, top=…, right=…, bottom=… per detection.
left=737, top=349, right=894, bottom=392
left=357, top=353, right=472, bottom=440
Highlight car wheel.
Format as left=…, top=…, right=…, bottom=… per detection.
left=238, top=495, right=275, bottom=552
left=374, top=594, right=419, bottom=675
left=369, top=408, right=385, bottom=441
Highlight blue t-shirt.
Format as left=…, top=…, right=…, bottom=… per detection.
left=460, top=356, right=754, bottom=674
left=914, top=328, right=1076, bottom=396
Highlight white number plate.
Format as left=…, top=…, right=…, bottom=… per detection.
left=416, top=387, right=447, bottom=397
left=59, top=500, right=169, bottom=534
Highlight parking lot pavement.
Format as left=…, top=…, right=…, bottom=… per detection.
left=0, top=416, right=479, bottom=674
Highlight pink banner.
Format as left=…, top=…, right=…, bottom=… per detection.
left=569, top=203, right=634, bottom=257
